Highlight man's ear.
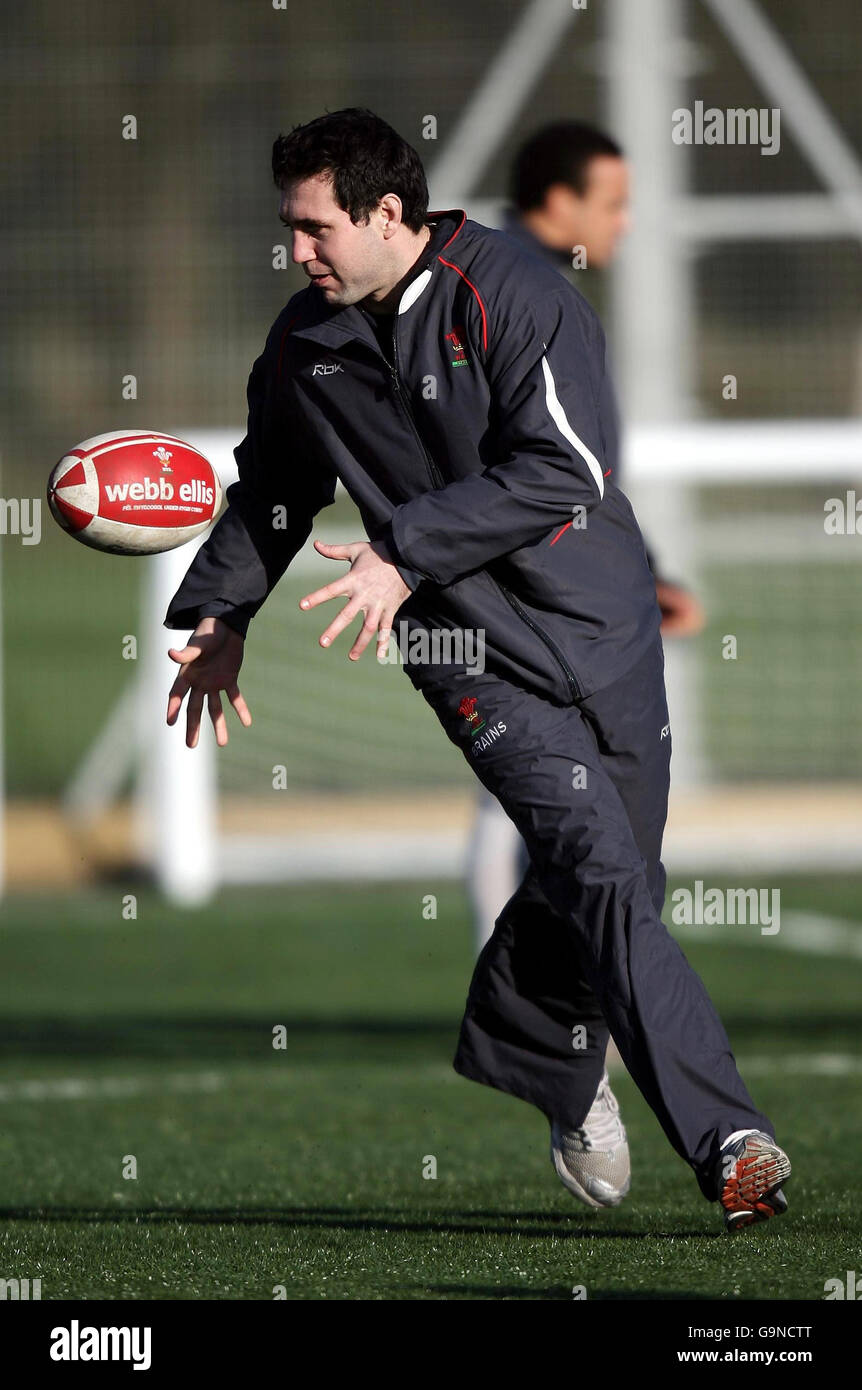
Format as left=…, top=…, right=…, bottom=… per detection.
left=378, top=193, right=404, bottom=238
left=546, top=181, right=582, bottom=215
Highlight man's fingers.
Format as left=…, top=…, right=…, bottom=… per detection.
left=168, top=644, right=202, bottom=665
left=166, top=667, right=192, bottom=724
left=297, top=540, right=404, bottom=655
left=317, top=597, right=362, bottom=648
left=186, top=689, right=205, bottom=749
left=207, top=691, right=228, bottom=748
left=376, top=619, right=394, bottom=662
left=167, top=642, right=201, bottom=722
left=227, top=685, right=253, bottom=728
left=299, top=577, right=354, bottom=613
left=168, top=678, right=251, bottom=741
left=348, top=609, right=383, bottom=662
left=168, top=668, right=191, bottom=696
left=313, top=539, right=357, bottom=559
left=299, top=539, right=368, bottom=609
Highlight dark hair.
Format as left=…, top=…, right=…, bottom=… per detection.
left=272, top=107, right=429, bottom=233
left=511, top=121, right=623, bottom=210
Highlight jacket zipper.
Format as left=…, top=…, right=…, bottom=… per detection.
left=388, top=320, right=582, bottom=704
left=390, top=322, right=445, bottom=489
left=495, top=580, right=583, bottom=703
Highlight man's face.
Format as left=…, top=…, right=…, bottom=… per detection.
left=278, top=172, right=393, bottom=307
left=550, top=155, right=630, bottom=268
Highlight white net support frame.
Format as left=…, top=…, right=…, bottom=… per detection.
left=63, top=0, right=862, bottom=902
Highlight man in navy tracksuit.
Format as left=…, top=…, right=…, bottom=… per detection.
left=164, top=109, right=790, bottom=1231
left=465, top=121, right=712, bottom=1204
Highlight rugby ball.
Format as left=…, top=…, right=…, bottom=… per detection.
left=47, top=429, right=223, bottom=555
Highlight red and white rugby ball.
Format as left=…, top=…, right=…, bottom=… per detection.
left=47, top=429, right=223, bottom=555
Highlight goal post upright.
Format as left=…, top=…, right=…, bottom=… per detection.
left=0, top=453, right=5, bottom=902
left=605, top=0, right=704, bottom=787
left=140, top=538, right=217, bottom=906
left=139, top=431, right=238, bottom=907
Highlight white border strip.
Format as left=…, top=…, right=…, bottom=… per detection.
left=541, top=355, right=605, bottom=498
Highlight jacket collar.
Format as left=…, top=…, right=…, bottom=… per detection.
left=501, top=205, right=573, bottom=274
left=291, top=209, right=466, bottom=351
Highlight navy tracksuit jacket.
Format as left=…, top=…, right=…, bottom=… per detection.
left=165, top=209, right=773, bottom=1199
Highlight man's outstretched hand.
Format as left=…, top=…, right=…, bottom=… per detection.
left=166, top=616, right=252, bottom=748
left=300, top=539, right=412, bottom=661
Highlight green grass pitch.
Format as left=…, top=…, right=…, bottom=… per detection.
left=0, top=874, right=860, bottom=1300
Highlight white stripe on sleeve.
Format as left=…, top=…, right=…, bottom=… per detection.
left=540, top=354, right=605, bottom=499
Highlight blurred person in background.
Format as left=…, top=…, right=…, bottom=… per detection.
left=468, top=120, right=705, bottom=957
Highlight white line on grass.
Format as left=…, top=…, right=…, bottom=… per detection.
left=0, top=1065, right=457, bottom=1103
left=0, top=1071, right=224, bottom=1103
left=673, top=910, right=862, bottom=959
left=740, top=1054, right=862, bottom=1077
left=0, top=1053, right=860, bottom=1106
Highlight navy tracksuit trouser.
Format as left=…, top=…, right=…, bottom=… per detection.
left=417, top=635, right=774, bottom=1202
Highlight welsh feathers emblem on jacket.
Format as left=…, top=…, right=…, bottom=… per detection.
left=445, top=325, right=470, bottom=367
left=458, top=696, right=486, bottom=737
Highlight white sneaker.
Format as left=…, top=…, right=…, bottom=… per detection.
left=550, top=1068, right=631, bottom=1208
left=714, top=1129, right=791, bottom=1233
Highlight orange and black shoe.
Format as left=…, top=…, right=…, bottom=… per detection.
left=714, top=1129, right=791, bottom=1233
